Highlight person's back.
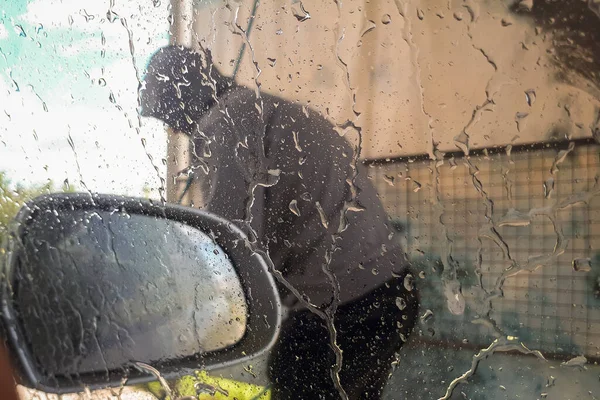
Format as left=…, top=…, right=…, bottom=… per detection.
left=191, top=84, right=408, bottom=308
left=140, top=45, right=418, bottom=399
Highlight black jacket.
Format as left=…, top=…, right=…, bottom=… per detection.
left=141, top=46, right=411, bottom=308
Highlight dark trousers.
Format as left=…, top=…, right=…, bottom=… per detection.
left=268, top=278, right=419, bottom=399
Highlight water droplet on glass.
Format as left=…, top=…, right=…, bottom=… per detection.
left=543, top=177, right=554, bottom=198
left=524, top=89, right=537, bottom=107
left=572, top=258, right=592, bottom=272
left=267, top=58, right=277, bottom=67
left=371, top=268, right=379, bottom=275
left=315, top=202, right=329, bottom=229
left=454, top=131, right=469, bottom=155
left=4, top=70, right=21, bottom=91
left=276, top=28, right=283, bottom=35
left=300, top=105, right=309, bottom=118
left=561, top=355, right=587, bottom=368
left=67, top=134, right=75, bottom=151
left=80, top=9, right=95, bottom=22
left=498, top=209, right=531, bottom=227
left=14, top=25, right=27, bottom=37
left=453, top=11, right=464, bottom=21
left=35, top=23, right=44, bottom=34
left=109, top=92, right=116, bottom=103
left=417, top=8, right=425, bottom=20
left=384, top=174, right=395, bottom=186
left=420, top=309, right=434, bottom=322
left=361, top=20, right=376, bottom=37
left=381, top=14, right=392, bottom=24
left=153, top=0, right=161, bottom=7
left=395, top=297, right=407, bottom=310
left=107, top=10, right=119, bottom=22
left=501, top=18, right=512, bottom=26
left=411, top=180, right=422, bottom=192
left=443, top=280, right=465, bottom=315
left=289, top=200, right=300, bottom=217
left=63, top=179, right=71, bottom=191
left=592, top=110, right=600, bottom=143
left=291, top=1, right=311, bottom=22
left=292, top=131, right=302, bottom=152
left=100, top=33, right=106, bottom=58
left=449, top=157, right=457, bottom=169
left=516, top=0, right=533, bottom=12
left=403, top=274, right=414, bottom=292
left=419, top=271, right=426, bottom=279
left=300, top=192, right=312, bottom=202
left=515, top=112, right=529, bottom=132
left=550, top=142, right=575, bottom=174
left=98, top=78, right=107, bottom=87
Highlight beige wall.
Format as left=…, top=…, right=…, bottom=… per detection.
left=190, top=0, right=600, bottom=159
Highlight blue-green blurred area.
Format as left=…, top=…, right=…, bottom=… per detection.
left=0, top=0, right=167, bottom=92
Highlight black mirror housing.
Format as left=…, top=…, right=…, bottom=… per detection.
left=0, top=193, right=281, bottom=394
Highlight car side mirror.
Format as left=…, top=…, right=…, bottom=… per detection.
left=0, top=193, right=281, bottom=394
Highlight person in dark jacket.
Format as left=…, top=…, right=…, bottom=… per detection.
left=140, top=45, right=418, bottom=399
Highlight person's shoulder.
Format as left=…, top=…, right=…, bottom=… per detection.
left=221, top=85, right=257, bottom=103
left=222, top=86, right=329, bottom=125
left=264, top=94, right=329, bottom=124
left=219, top=86, right=352, bottom=152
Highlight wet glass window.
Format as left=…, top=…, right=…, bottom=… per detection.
left=2, top=0, right=600, bottom=399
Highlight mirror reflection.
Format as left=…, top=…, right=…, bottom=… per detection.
left=14, top=209, right=247, bottom=377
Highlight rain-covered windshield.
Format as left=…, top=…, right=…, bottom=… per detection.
left=2, top=0, right=600, bottom=399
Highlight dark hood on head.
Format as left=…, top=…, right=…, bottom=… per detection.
left=140, top=45, right=234, bottom=135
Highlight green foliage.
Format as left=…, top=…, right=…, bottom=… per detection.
left=0, top=171, right=75, bottom=246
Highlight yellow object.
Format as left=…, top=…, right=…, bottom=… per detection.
left=146, top=371, right=270, bottom=400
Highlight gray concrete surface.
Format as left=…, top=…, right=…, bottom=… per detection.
left=212, top=338, right=600, bottom=400
left=383, top=339, right=600, bottom=400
